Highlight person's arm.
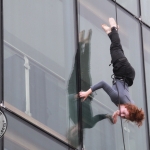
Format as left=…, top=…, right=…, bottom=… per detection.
left=91, top=81, right=118, bottom=101
left=80, top=80, right=118, bottom=102
left=79, top=88, right=92, bottom=101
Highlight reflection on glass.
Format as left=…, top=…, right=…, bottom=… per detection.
left=67, top=46, right=78, bottom=148
left=80, top=29, right=113, bottom=127
left=67, top=29, right=114, bottom=148
left=4, top=111, right=72, bottom=150
left=4, top=0, right=77, bottom=142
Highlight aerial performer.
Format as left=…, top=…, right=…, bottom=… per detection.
left=79, top=18, right=144, bottom=126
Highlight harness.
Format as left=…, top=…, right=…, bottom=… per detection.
left=110, top=57, right=128, bottom=88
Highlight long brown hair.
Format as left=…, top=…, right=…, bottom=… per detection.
left=124, top=104, right=144, bottom=127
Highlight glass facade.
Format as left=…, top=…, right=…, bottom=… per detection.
left=141, top=0, right=150, bottom=25
left=79, top=0, right=149, bottom=150
left=3, top=0, right=78, bottom=148
left=143, top=25, right=150, bottom=125
left=0, top=0, right=150, bottom=150
left=116, top=0, right=139, bottom=16
left=4, top=110, right=74, bottom=150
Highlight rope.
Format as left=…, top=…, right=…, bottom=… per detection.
left=114, top=0, right=118, bottom=29
left=114, top=1, right=126, bottom=150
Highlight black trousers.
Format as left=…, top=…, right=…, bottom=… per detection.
left=108, top=27, right=135, bottom=86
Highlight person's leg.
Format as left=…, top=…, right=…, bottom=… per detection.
left=108, top=27, right=123, bottom=53
left=108, top=18, right=135, bottom=86
left=83, top=114, right=114, bottom=128
left=101, top=18, right=135, bottom=86
left=102, top=18, right=125, bottom=64
left=80, top=29, right=92, bottom=91
left=108, top=18, right=125, bottom=64
left=101, top=18, right=135, bottom=85
left=83, top=114, right=107, bottom=128
left=108, top=18, right=121, bottom=49
left=108, top=19, right=135, bottom=85
left=109, top=32, right=135, bottom=86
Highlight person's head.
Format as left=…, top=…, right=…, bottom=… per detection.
left=118, top=105, right=129, bottom=119
left=120, top=104, right=144, bottom=127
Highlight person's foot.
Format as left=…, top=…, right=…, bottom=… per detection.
left=109, top=18, right=117, bottom=28
left=79, top=29, right=92, bottom=43
left=79, top=30, right=85, bottom=42
left=109, top=17, right=119, bottom=31
left=101, top=24, right=111, bottom=34
left=84, top=29, right=92, bottom=43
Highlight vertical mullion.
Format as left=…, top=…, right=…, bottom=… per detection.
left=114, top=1, right=126, bottom=150
left=0, top=0, right=3, bottom=104
left=138, top=0, right=150, bottom=149
left=0, top=0, right=4, bottom=149
left=74, top=0, right=83, bottom=149
left=0, top=138, right=3, bottom=150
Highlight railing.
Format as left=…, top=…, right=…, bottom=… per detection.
left=4, top=40, right=66, bottom=116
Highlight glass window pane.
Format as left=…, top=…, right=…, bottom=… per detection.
left=4, top=0, right=78, bottom=146
left=117, top=10, right=149, bottom=149
left=143, top=25, right=150, bottom=128
left=116, top=0, right=139, bottom=16
left=141, top=1, right=150, bottom=25
left=79, top=0, right=149, bottom=149
left=4, top=110, right=74, bottom=150
left=79, top=0, right=125, bottom=149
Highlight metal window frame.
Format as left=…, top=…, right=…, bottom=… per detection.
left=3, top=102, right=77, bottom=150
left=0, top=0, right=4, bottom=149
left=138, top=0, right=150, bottom=149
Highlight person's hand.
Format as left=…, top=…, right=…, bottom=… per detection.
left=112, top=110, right=119, bottom=124
left=79, top=89, right=92, bottom=102
left=79, top=91, right=89, bottom=102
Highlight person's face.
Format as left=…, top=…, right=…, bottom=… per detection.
left=119, top=105, right=129, bottom=119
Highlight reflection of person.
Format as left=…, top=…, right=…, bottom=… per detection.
left=68, top=29, right=114, bottom=127
left=79, top=18, right=144, bottom=127
left=79, top=29, right=114, bottom=126
left=67, top=29, right=114, bottom=148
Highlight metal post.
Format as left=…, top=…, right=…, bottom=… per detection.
left=74, top=0, right=83, bottom=149
left=24, top=56, right=31, bottom=116
left=138, top=0, right=150, bottom=149
left=0, top=0, right=4, bottom=149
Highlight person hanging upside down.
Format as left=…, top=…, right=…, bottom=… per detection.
left=79, top=18, right=144, bottom=127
